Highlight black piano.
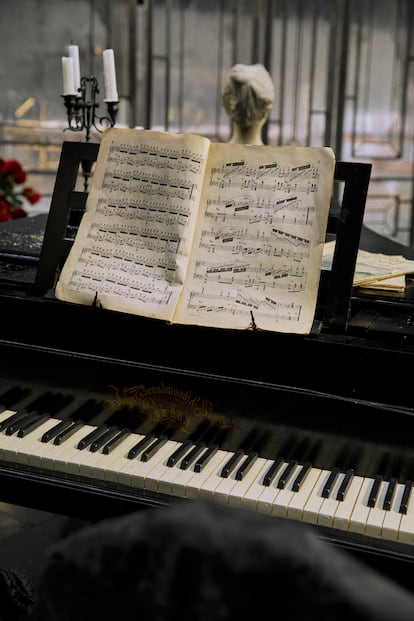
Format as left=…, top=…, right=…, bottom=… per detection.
left=1, top=142, right=414, bottom=590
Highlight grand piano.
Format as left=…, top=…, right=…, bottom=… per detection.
left=1, top=141, right=414, bottom=589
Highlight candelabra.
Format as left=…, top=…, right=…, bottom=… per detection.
left=62, top=76, right=118, bottom=189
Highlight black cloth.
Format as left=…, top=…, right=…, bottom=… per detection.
left=0, top=568, right=35, bottom=621
left=32, top=500, right=414, bottom=621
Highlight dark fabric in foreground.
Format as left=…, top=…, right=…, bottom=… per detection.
left=32, top=500, right=414, bottom=621
left=0, top=568, right=35, bottom=620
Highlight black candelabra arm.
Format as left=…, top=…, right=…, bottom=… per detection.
left=62, top=76, right=118, bottom=142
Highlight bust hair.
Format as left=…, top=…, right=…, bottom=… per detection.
left=221, top=63, right=274, bottom=128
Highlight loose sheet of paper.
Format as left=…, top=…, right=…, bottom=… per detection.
left=323, top=241, right=414, bottom=290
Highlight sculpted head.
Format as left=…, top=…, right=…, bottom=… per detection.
left=221, top=63, right=274, bottom=129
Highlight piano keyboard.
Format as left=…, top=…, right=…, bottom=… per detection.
left=1, top=386, right=414, bottom=546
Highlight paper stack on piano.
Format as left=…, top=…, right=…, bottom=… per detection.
left=323, top=241, right=414, bottom=293
left=55, top=128, right=335, bottom=334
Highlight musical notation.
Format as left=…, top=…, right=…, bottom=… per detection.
left=108, top=141, right=205, bottom=175
left=96, top=198, right=191, bottom=228
left=186, top=289, right=302, bottom=322
left=57, top=128, right=334, bottom=333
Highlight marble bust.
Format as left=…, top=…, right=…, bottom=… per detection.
left=221, top=63, right=274, bottom=145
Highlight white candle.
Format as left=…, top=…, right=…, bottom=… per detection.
left=68, top=44, right=81, bottom=92
left=62, top=57, right=76, bottom=96
left=103, top=49, right=118, bottom=102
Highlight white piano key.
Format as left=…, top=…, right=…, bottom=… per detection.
left=348, top=478, right=375, bottom=534
left=89, top=434, right=145, bottom=482
left=7, top=418, right=63, bottom=465
left=398, top=484, right=414, bottom=544
left=254, top=464, right=287, bottom=515
left=53, top=424, right=99, bottom=475
left=0, top=410, right=25, bottom=460
left=364, top=479, right=389, bottom=538
left=144, top=440, right=184, bottom=493
left=37, top=425, right=97, bottom=472
left=381, top=482, right=405, bottom=541
left=0, top=409, right=28, bottom=459
left=190, top=449, right=235, bottom=500
left=210, top=453, right=265, bottom=506
left=227, top=457, right=271, bottom=509
left=117, top=438, right=178, bottom=489
left=189, top=450, right=236, bottom=499
left=332, top=475, right=365, bottom=531
left=145, top=440, right=196, bottom=496
left=180, top=449, right=230, bottom=500
left=71, top=428, right=140, bottom=479
left=302, top=469, right=333, bottom=524
left=286, top=467, right=323, bottom=522
left=317, top=470, right=349, bottom=527
left=166, top=445, right=216, bottom=497
left=241, top=457, right=280, bottom=512
left=213, top=464, right=246, bottom=504
left=271, top=463, right=304, bottom=518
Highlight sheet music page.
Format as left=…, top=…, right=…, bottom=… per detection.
left=173, top=142, right=335, bottom=334
left=55, top=128, right=211, bottom=321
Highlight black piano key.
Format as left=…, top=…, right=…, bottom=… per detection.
left=277, top=459, right=297, bottom=489
left=90, top=426, right=121, bottom=452
left=399, top=481, right=412, bottom=515
left=41, top=418, right=74, bottom=443
left=17, top=413, right=51, bottom=438
left=4, top=391, right=64, bottom=435
left=127, top=433, right=156, bottom=460
left=322, top=466, right=340, bottom=498
left=1, top=409, right=30, bottom=433
left=235, top=451, right=257, bottom=481
left=54, top=421, right=84, bottom=445
left=368, top=474, right=383, bottom=508
left=47, top=399, right=106, bottom=444
left=220, top=448, right=244, bottom=479
left=292, top=461, right=312, bottom=492
left=193, top=427, right=229, bottom=473
left=141, top=435, right=168, bottom=462
left=103, top=428, right=131, bottom=455
left=194, top=445, right=218, bottom=473
left=167, top=439, right=193, bottom=468
left=77, top=425, right=109, bottom=450
left=336, top=468, right=354, bottom=501
left=5, top=410, right=33, bottom=435
left=263, top=456, right=283, bottom=487
left=166, top=421, right=211, bottom=468
left=383, top=477, right=397, bottom=511
left=180, top=442, right=207, bottom=470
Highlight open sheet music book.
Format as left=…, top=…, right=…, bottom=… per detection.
left=55, top=128, right=335, bottom=334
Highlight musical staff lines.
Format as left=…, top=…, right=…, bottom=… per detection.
left=56, top=128, right=335, bottom=333
left=186, top=289, right=302, bottom=322
left=193, top=259, right=306, bottom=293
left=96, top=198, right=192, bottom=228
left=209, top=159, right=320, bottom=194
left=108, top=141, right=205, bottom=175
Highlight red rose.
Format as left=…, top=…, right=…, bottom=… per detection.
left=0, top=158, right=5, bottom=175
left=11, top=207, right=27, bottom=219
left=3, top=159, right=26, bottom=185
left=0, top=197, right=11, bottom=222
left=22, top=186, right=41, bottom=204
